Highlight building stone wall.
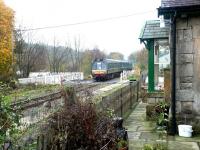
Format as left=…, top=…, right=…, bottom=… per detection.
left=176, top=16, right=200, bottom=116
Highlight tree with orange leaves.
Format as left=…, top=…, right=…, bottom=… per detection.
left=0, top=0, right=14, bottom=81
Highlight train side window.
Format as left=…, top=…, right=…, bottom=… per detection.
left=102, top=63, right=106, bottom=70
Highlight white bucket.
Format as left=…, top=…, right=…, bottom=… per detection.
left=178, top=125, right=193, bottom=137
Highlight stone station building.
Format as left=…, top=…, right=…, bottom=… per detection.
left=158, top=0, right=200, bottom=122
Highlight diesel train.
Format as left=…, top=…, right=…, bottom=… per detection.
left=92, top=59, right=132, bottom=81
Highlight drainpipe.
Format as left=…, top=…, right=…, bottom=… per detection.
left=171, top=11, right=177, bottom=135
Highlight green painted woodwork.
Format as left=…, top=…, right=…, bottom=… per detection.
left=147, top=40, right=155, bottom=92
left=139, top=20, right=169, bottom=92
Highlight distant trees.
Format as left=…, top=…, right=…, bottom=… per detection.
left=128, top=53, right=136, bottom=64
left=91, top=47, right=106, bottom=61
left=14, top=28, right=128, bottom=78
left=0, top=0, right=14, bottom=81
left=108, top=52, right=124, bottom=60
left=128, top=48, right=148, bottom=71
left=48, top=38, right=66, bottom=73
left=14, top=29, right=25, bottom=76
left=14, top=32, right=107, bottom=76
left=69, top=37, right=82, bottom=72
left=14, top=30, right=48, bottom=77
left=30, top=43, right=48, bottom=72
left=81, top=50, right=93, bottom=76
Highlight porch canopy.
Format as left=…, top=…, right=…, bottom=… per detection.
left=139, top=20, right=169, bottom=92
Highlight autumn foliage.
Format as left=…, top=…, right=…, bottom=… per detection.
left=0, top=0, right=14, bottom=81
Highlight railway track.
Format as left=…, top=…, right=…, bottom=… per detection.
left=11, top=82, right=106, bottom=110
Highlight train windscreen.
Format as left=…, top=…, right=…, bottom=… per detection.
left=92, top=62, right=106, bottom=70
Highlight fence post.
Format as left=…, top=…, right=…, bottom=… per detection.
left=129, top=82, right=133, bottom=109
left=136, top=81, right=139, bottom=102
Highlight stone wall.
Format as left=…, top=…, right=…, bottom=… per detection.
left=98, top=81, right=139, bottom=117
left=176, top=16, right=200, bottom=117
left=146, top=92, right=164, bottom=104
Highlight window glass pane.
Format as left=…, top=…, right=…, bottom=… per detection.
left=97, top=62, right=101, bottom=70
left=102, top=63, right=106, bottom=70
left=92, top=62, right=97, bottom=70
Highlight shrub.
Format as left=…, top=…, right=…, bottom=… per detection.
left=0, top=83, right=20, bottom=145
left=154, top=102, right=169, bottom=127
left=42, top=99, right=117, bottom=150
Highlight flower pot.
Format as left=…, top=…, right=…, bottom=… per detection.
left=178, top=125, right=193, bottom=137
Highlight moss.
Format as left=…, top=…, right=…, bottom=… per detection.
left=143, top=142, right=168, bottom=150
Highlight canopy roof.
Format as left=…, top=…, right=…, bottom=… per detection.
left=139, top=20, right=169, bottom=41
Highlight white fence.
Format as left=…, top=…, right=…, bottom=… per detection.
left=19, top=72, right=84, bottom=85
left=120, top=70, right=134, bottom=81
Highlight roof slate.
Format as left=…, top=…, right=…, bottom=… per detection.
left=161, top=0, right=200, bottom=8
left=139, top=20, right=170, bottom=40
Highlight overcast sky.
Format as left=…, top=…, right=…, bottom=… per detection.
left=4, top=0, right=161, bottom=59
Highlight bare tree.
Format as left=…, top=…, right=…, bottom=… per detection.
left=14, top=30, right=47, bottom=77
left=74, top=37, right=80, bottom=71
left=31, top=43, right=48, bottom=72
left=14, top=28, right=25, bottom=76
left=66, top=37, right=82, bottom=72
left=48, top=37, right=66, bottom=72
left=91, top=47, right=106, bottom=61
left=108, top=52, right=124, bottom=60
left=128, top=48, right=148, bottom=71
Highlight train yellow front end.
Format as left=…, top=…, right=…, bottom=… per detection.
left=92, top=70, right=107, bottom=80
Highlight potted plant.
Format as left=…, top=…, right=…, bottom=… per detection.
left=154, top=102, right=170, bottom=131
left=155, top=102, right=169, bottom=115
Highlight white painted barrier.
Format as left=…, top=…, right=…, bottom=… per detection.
left=120, top=70, right=134, bottom=81
left=19, top=72, right=84, bottom=85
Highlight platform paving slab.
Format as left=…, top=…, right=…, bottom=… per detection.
left=124, top=102, right=200, bottom=150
